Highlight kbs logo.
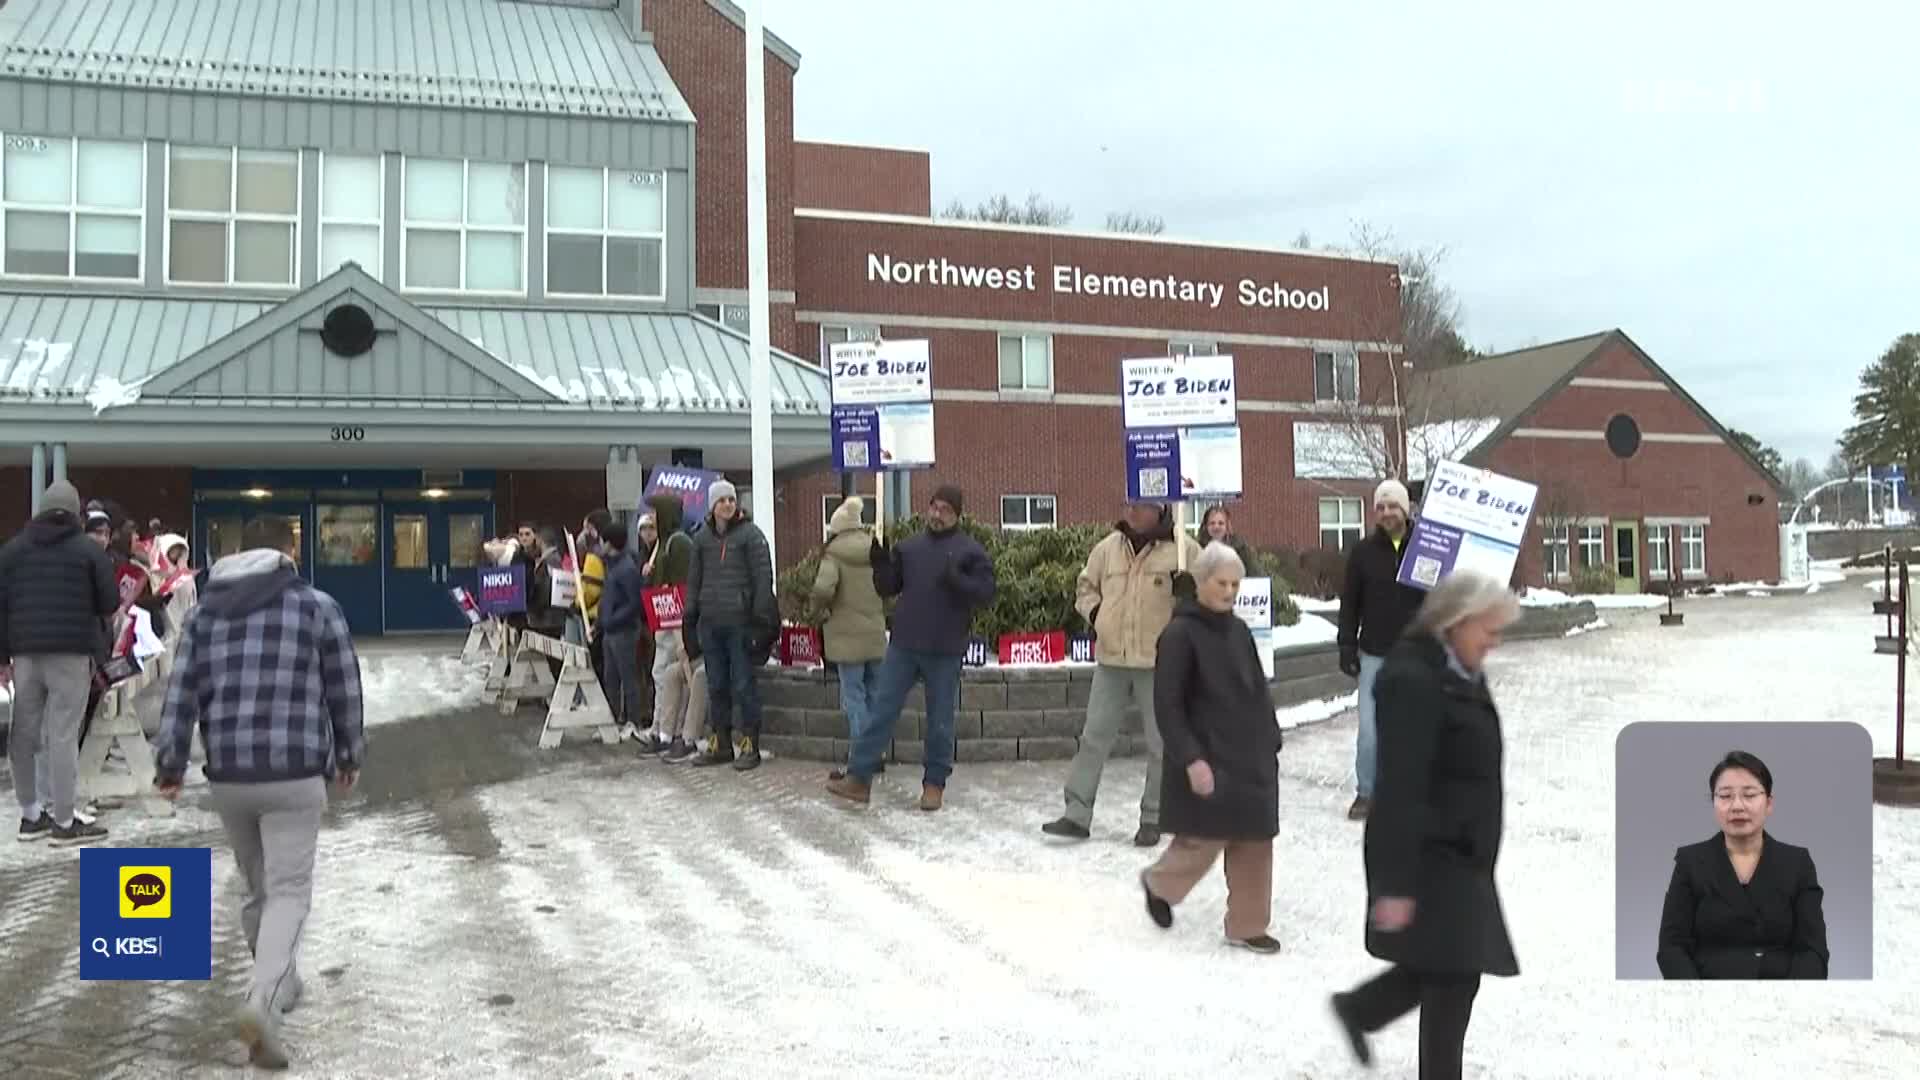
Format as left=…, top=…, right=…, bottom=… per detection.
left=119, top=866, right=171, bottom=919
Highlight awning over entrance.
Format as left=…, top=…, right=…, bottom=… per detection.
left=0, top=265, right=831, bottom=466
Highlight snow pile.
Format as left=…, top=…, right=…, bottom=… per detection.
left=1746, top=590, right=1771, bottom=598
left=1276, top=691, right=1355, bottom=730
left=1272, top=615, right=1340, bottom=648
left=1292, top=594, right=1339, bottom=613
left=1519, top=587, right=1668, bottom=610
left=358, top=652, right=488, bottom=727
left=85, top=375, right=144, bottom=414
left=1563, top=618, right=1609, bottom=637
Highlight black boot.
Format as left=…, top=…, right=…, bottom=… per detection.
left=692, top=733, right=737, bottom=767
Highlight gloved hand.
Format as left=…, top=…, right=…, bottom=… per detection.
left=1084, top=605, right=1100, bottom=642
left=750, top=628, right=776, bottom=668
left=868, top=537, right=890, bottom=566
left=682, top=611, right=702, bottom=663
left=1339, top=647, right=1362, bottom=678
left=1170, top=571, right=1196, bottom=602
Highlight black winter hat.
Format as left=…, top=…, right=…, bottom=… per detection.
left=931, top=484, right=965, bottom=515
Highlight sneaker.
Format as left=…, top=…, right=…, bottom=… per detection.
left=825, top=776, right=871, bottom=805
left=919, top=784, right=943, bottom=812
left=1140, top=873, right=1173, bottom=930
left=663, top=737, right=694, bottom=762
left=1228, top=934, right=1282, bottom=955
left=634, top=734, right=663, bottom=756
left=236, top=1001, right=291, bottom=1069
left=732, top=738, right=762, bottom=772
left=1347, top=796, right=1371, bottom=821
left=49, top=818, right=108, bottom=847
left=1133, top=825, right=1163, bottom=847
left=1329, top=992, right=1373, bottom=1066
left=16, top=812, right=52, bottom=842
left=1041, top=817, right=1091, bottom=840
left=72, top=804, right=98, bottom=826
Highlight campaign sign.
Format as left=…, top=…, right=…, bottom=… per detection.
left=1234, top=577, right=1274, bottom=631
left=780, top=625, right=822, bottom=667
left=449, top=586, right=483, bottom=625
left=477, top=564, right=527, bottom=615
left=1068, top=633, right=1094, bottom=663
left=1120, top=354, right=1238, bottom=429
left=1177, top=425, right=1244, bottom=499
left=829, top=339, right=932, bottom=406
left=1125, top=428, right=1182, bottom=503
left=643, top=585, right=686, bottom=633
left=644, top=465, right=724, bottom=524
left=832, top=405, right=881, bottom=472
left=80, top=847, right=212, bottom=981
left=999, top=630, right=1067, bottom=666
left=963, top=637, right=991, bottom=668
left=1397, top=460, right=1537, bottom=591
left=833, top=403, right=937, bottom=472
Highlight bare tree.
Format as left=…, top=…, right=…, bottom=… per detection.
left=1293, top=229, right=1313, bottom=249
left=1531, top=475, right=1587, bottom=588
left=940, top=192, right=1074, bottom=227
left=1105, top=209, right=1165, bottom=235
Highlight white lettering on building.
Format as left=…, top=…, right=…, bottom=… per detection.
left=864, top=253, right=1330, bottom=312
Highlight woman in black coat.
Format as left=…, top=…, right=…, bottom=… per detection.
left=1329, top=570, right=1520, bottom=1080
left=1137, top=543, right=1283, bottom=955
left=1656, top=750, right=1828, bottom=979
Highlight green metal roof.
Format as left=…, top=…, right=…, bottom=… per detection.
left=0, top=269, right=830, bottom=417
left=0, top=0, right=695, bottom=121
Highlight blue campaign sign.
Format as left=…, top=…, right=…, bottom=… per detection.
left=833, top=405, right=881, bottom=472
left=963, top=637, right=990, bottom=667
left=477, top=563, right=527, bottom=615
left=79, top=847, right=213, bottom=981
left=1124, top=428, right=1182, bottom=503
left=644, top=465, right=724, bottom=524
left=1068, top=634, right=1094, bottom=663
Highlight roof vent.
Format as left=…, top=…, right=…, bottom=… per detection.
left=321, top=303, right=377, bottom=358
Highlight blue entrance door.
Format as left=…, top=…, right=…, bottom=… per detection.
left=311, top=503, right=382, bottom=635
left=383, top=501, right=493, bottom=632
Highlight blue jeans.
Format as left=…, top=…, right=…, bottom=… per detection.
left=849, top=645, right=963, bottom=788
left=837, top=659, right=884, bottom=751
left=1356, top=651, right=1386, bottom=798
left=698, top=623, right=762, bottom=740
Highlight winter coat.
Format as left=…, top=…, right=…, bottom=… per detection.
left=811, top=524, right=886, bottom=663
left=1362, top=633, right=1518, bottom=977
left=1153, top=599, right=1280, bottom=840
left=580, top=549, right=607, bottom=620
left=645, top=493, right=694, bottom=589
left=1656, top=833, right=1827, bottom=979
left=1338, top=524, right=1428, bottom=660
left=597, top=549, right=644, bottom=637
left=1075, top=521, right=1202, bottom=670
left=0, top=512, right=119, bottom=662
left=686, top=510, right=776, bottom=634
left=874, top=525, right=995, bottom=656
left=525, top=550, right=569, bottom=635
left=155, top=550, right=366, bottom=785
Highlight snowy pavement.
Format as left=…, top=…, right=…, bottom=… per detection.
left=1, top=581, right=1917, bottom=1078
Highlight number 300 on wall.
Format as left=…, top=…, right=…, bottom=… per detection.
left=329, top=426, right=365, bottom=441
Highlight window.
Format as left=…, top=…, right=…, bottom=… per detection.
left=1543, top=529, right=1571, bottom=583
left=1170, top=340, right=1218, bottom=357
left=1000, top=494, right=1057, bottom=531
left=997, top=333, right=1052, bottom=392
left=1577, top=525, right=1606, bottom=569
left=167, top=146, right=299, bottom=285
left=1314, top=349, right=1358, bottom=403
left=819, top=323, right=880, bottom=363
left=319, top=153, right=383, bottom=278
left=402, top=157, right=525, bottom=292
left=2, top=134, right=144, bottom=280
left=1680, top=525, right=1706, bottom=577
left=821, top=493, right=879, bottom=538
left=1318, top=496, right=1364, bottom=551
left=546, top=165, right=665, bottom=299
left=1648, top=528, right=1671, bottom=580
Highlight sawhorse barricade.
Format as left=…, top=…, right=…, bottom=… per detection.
left=513, top=630, right=621, bottom=749
left=78, top=651, right=205, bottom=808
left=492, top=626, right=556, bottom=713
left=461, top=619, right=512, bottom=702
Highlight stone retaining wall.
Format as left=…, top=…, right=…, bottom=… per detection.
left=758, top=602, right=1596, bottom=764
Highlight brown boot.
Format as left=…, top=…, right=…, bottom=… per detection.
left=919, top=784, right=944, bottom=812
left=1346, top=796, right=1371, bottom=821
left=826, top=776, right=871, bottom=805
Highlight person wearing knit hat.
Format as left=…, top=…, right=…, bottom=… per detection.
left=810, top=495, right=889, bottom=782
left=1335, top=476, right=1428, bottom=822
left=684, top=476, right=778, bottom=770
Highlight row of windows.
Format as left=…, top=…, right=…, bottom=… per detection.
left=0, top=134, right=666, bottom=298
left=1543, top=524, right=1706, bottom=581
left=821, top=323, right=1360, bottom=403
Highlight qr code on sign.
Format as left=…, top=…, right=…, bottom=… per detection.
left=1411, top=555, right=1442, bottom=588
left=1138, top=468, right=1169, bottom=498
left=842, top=441, right=869, bottom=468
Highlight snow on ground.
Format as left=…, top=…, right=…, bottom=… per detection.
left=1563, top=617, right=1609, bottom=637
left=1519, top=587, right=1668, bottom=610
left=1292, top=593, right=1339, bottom=613
left=1277, top=692, right=1356, bottom=731
left=1273, top=613, right=1340, bottom=647
left=358, top=651, right=487, bottom=726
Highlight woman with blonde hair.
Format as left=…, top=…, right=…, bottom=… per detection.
left=1330, top=570, right=1520, bottom=1079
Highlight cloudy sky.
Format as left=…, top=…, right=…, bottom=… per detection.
left=762, top=0, right=1919, bottom=468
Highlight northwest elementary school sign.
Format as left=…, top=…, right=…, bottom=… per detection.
left=866, top=254, right=1333, bottom=313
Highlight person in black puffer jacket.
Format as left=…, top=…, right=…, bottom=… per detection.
left=684, top=480, right=776, bottom=771
left=1336, top=479, right=1427, bottom=822
left=0, top=481, right=118, bottom=844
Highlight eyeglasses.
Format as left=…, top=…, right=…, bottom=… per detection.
left=1713, top=789, right=1767, bottom=805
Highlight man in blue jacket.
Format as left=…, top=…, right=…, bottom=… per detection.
left=827, top=485, right=995, bottom=811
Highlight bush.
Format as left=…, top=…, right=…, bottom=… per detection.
left=1268, top=544, right=1345, bottom=603
left=1570, top=565, right=1618, bottom=595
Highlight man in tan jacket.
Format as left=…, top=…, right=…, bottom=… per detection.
left=1043, top=500, right=1201, bottom=847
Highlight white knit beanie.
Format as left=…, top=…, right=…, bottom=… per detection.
left=829, top=496, right=867, bottom=533
left=1374, top=479, right=1411, bottom=514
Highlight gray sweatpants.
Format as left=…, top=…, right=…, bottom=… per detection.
left=1061, top=665, right=1165, bottom=829
left=210, top=777, right=326, bottom=1016
left=7, top=653, right=90, bottom=826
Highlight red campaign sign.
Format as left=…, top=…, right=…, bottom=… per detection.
left=643, top=585, right=686, bottom=633
left=780, top=626, right=822, bottom=667
left=998, top=630, right=1067, bottom=666
left=115, top=564, right=147, bottom=610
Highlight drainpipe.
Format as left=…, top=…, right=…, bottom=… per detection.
left=29, top=442, right=47, bottom=515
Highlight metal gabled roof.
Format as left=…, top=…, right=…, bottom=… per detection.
left=0, top=0, right=694, bottom=122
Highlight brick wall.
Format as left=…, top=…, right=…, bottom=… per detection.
left=0, top=466, right=192, bottom=539
left=497, top=470, right=615, bottom=536
left=794, top=142, right=932, bottom=216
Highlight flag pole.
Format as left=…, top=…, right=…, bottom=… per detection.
left=744, top=0, right=775, bottom=569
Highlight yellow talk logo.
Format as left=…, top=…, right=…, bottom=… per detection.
left=119, top=865, right=171, bottom=919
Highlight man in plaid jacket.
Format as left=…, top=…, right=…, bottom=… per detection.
left=154, top=516, right=364, bottom=1070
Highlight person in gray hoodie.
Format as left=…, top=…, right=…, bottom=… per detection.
left=154, top=515, right=365, bottom=1070
left=684, top=479, right=777, bottom=771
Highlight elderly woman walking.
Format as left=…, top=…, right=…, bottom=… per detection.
left=1137, top=543, right=1283, bottom=954
left=1329, top=571, right=1520, bottom=1080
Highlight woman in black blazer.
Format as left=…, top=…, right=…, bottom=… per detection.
left=1656, top=750, right=1829, bottom=979
left=1328, top=571, right=1520, bottom=1080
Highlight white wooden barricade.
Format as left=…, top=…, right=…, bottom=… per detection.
left=78, top=657, right=203, bottom=806
left=516, top=630, right=620, bottom=749
left=495, top=628, right=556, bottom=714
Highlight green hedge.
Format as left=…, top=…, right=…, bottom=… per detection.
left=778, top=517, right=1300, bottom=638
